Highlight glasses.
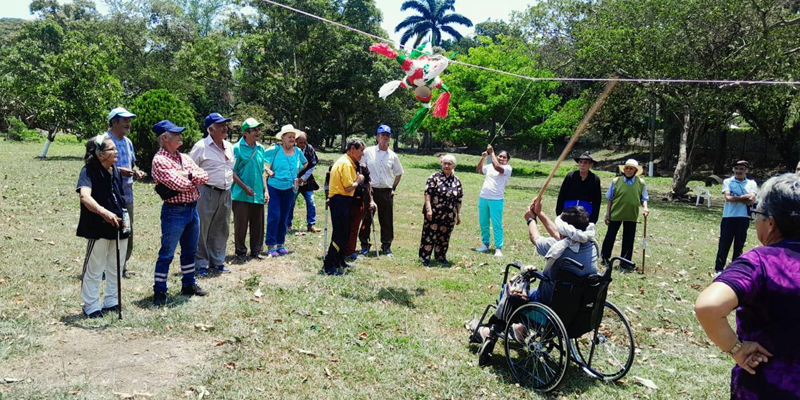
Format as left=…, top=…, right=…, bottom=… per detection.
left=750, top=210, right=769, bottom=220
left=101, top=148, right=118, bottom=153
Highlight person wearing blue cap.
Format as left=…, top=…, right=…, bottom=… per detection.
left=104, top=107, right=143, bottom=276
left=357, top=125, right=404, bottom=257
left=190, top=113, right=234, bottom=275
left=151, top=120, right=210, bottom=306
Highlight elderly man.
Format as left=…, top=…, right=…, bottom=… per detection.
left=713, top=160, right=758, bottom=276
left=323, top=138, right=365, bottom=276
left=190, top=113, right=234, bottom=275
left=358, top=125, right=404, bottom=257
left=289, top=131, right=321, bottom=232
left=556, top=151, right=602, bottom=224
left=601, top=159, right=649, bottom=265
left=151, top=120, right=210, bottom=306
left=104, top=107, right=145, bottom=277
left=232, top=118, right=268, bottom=261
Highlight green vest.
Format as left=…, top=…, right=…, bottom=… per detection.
left=610, top=176, right=644, bottom=222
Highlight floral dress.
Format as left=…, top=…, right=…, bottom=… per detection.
left=419, top=171, right=463, bottom=263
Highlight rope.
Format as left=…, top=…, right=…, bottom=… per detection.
left=259, top=0, right=800, bottom=87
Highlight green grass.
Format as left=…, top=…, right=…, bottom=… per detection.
left=0, top=142, right=748, bottom=399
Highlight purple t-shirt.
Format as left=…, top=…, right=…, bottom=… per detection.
left=714, top=240, right=800, bottom=400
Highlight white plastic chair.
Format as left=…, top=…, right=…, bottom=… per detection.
left=694, top=185, right=711, bottom=207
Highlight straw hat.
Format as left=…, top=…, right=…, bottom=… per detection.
left=618, top=159, right=643, bottom=176
left=275, top=124, right=304, bottom=140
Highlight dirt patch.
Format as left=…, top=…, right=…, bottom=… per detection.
left=218, top=257, right=314, bottom=287
left=0, top=327, right=209, bottom=398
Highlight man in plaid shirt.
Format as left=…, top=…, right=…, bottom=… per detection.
left=150, top=120, right=210, bottom=306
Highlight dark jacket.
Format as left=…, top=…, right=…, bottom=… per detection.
left=555, top=170, right=602, bottom=223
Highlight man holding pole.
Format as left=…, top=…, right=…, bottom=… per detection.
left=601, top=159, right=650, bottom=266
left=358, top=125, right=404, bottom=257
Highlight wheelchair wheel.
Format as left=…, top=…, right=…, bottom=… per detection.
left=504, top=303, right=569, bottom=393
left=571, top=301, right=635, bottom=381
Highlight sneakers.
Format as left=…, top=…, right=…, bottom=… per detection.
left=181, top=284, right=209, bottom=297
left=216, top=265, right=231, bottom=274
left=340, top=261, right=355, bottom=269
left=251, top=252, right=266, bottom=260
left=350, top=253, right=359, bottom=261
left=196, top=268, right=209, bottom=277
left=153, top=292, right=167, bottom=307
left=713, top=270, right=723, bottom=278
left=267, top=250, right=280, bottom=258
left=383, top=249, right=394, bottom=258
left=277, top=247, right=289, bottom=256
left=308, top=226, right=322, bottom=233
left=421, top=259, right=430, bottom=267
left=475, top=245, right=490, bottom=253
left=234, top=254, right=248, bottom=263
left=358, top=245, right=370, bottom=255
left=85, top=310, right=104, bottom=319
left=494, top=249, right=503, bottom=257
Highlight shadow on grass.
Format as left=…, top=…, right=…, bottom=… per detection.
left=131, top=294, right=190, bottom=309
left=59, top=313, right=112, bottom=331
left=38, top=155, right=83, bottom=161
left=341, top=286, right=426, bottom=308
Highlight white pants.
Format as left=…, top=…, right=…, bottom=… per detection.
left=81, top=238, right=127, bottom=314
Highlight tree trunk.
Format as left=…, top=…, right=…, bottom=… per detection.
left=660, top=118, right=680, bottom=169
left=37, top=130, right=57, bottom=158
left=668, top=111, right=691, bottom=200
left=713, top=129, right=727, bottom=175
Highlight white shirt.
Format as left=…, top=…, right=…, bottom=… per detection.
left=479, top=164, right=512, bottom=200
left=190, top=136, right=235, bottom=190
left=361, top=145, right=404, bottom=189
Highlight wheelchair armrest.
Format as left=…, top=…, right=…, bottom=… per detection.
left=528, top=270, right=549, bottom=283
left=610, top=256, right=636, bottom=271
left=503, top=262, right=523, bottom=284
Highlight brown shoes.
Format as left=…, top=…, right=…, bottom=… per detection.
left=308, top=226, right=322, bottom=233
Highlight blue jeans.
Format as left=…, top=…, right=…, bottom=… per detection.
left=288, top=190, right=317, bottom=229
left=153, top=203, right=199, bottom=294
left=478, top=197, right=504, bottom=249
left=266, top=185, right=295, bottom=246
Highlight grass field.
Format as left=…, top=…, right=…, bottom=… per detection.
left=0, top=141, right=751, bottom=399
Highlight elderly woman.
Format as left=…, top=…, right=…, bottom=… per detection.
left=475, top=144, right=512, bottom=258
left=232, top=118, right=269, bottom=261
left=695, top=173, right=800, bottom=399
left=76, top=135, right=130, bottom=318
left=419, top=154, right=463, bottom=266
left=264, top=124, right=308, bottom=257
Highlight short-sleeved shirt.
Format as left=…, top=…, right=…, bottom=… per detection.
left=104, top=131, right=135, bottom=204
left=265, top=145, right=307, bottom=190
left=532, top=237, right=598, bottom=303
left=722, top=176, right=758, bottom=218
left=714, top=240, right=800, bottom=399
left=479, top=164, right=512, bottom=200
left=190, top=136, right=235, bottom=190
left=76, top=165, right=129, bottom=240
left=232, top=137, right=267, bottom=204
left=328, top=154, right=358, bottom=198
left=424, top=171, right=463, bottom=220
left=361, top=146, right=403, bottom=189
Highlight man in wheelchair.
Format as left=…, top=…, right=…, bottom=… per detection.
left=469, top=200, right=599, bottom=366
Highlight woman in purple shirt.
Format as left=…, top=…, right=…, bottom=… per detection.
left=695, top=173, right=800, bottom=399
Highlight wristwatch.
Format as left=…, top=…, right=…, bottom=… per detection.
left=526, top=216, right=536, bottom=225
left=727, top=340, right=742, bottom=355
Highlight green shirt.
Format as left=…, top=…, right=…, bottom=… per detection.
left=609, top=176, right=645, bottom=222
left=232, top=137, right=267, bottom=204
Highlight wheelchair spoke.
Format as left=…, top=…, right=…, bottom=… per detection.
left=572, top=302, right=635, bottom=381
left=505, top=304, right=568, bottom=392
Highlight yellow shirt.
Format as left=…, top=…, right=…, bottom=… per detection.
left=328, top=154, right=357, bottom=198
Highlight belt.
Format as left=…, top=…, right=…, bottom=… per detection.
left=373, top=187, right=393, bottom=191
left=165, top=201, right=197, bottom=207
left=204, top=184, right=227, bottom=192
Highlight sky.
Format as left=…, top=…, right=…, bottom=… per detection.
left=1, top=0, right=533, bottom=43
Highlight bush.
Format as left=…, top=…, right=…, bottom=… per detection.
left=129, top=89, right=202, bottom=174
left=4, top=116, right=43, bottom=142
left=55, top=135, right=81, bottom=144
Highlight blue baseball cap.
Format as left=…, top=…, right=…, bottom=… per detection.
left=152, top=120, right=186, bottom=135
left=204, top=112, right=232, bottom=128
left=377, top=124, right=391, bottom=135
left=107, top=107, right=136, bottom=121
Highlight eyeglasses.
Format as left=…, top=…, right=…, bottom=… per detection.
left=101, top=148, right=118, bottom=153
left=750, top=210, right=769, bottom=220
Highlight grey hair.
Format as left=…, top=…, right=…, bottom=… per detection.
left=345, top=137, right=365, bottom=151
left=758, top=173, right=800, bottom=239
left=441, top=154, right=456, bottom=165
left=84, top=134, right=112, bottom=166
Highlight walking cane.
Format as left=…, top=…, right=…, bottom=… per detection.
left=115, top=229, right=123, bottom=320
left=372, top=207, right=379, bottom=259
left=640, top=214, right=648, bottom=275
left=322, top=170, right=330, bottom=258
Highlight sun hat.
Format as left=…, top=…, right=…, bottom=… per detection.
left=152, top=120, right=185, bottom=135
left=377, top=124, right=392, bottom=135
left=241, top=117, right=264, bottom=132
left=574, top=151, right=596, bottom=164
left=107, top=107, right=136, bottom=121
left=204, top=112, right=232, bottom=128
left=275, top=124, right=304, bottom=140
left=618, top=159, right=643, bottom=175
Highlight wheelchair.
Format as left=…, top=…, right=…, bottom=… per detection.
left=470, top=257, right=636, bottom=393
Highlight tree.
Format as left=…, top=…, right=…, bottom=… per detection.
left=394, top=0, right=472, bottom=48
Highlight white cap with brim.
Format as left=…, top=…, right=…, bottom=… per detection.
left=107, top=107, right=136, bottom=122
left=275, top=124, right=304, bottom=140
left=618, top=159, right=644, bottom=176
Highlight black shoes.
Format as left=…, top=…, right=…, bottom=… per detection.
left=181, top=284, right=209, bottom=296
left=153, top=292, right=167, bottom=306
left=102, top=305, right=120, bottom=313
left=85, top=310, right=104, bottom=319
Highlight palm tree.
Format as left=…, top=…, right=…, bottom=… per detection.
left=394, top=0, right=473, bottom=48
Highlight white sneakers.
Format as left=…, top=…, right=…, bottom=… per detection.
left=494, top=249, right=503, bottom=257
left=475, top=245, right=490, bottom=252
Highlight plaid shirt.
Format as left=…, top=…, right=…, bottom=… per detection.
left=105, top=131, right=135, bottom=203
left=152, top=148, right=209, bottom=204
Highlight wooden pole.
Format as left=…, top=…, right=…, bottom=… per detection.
left=533, top=79, right=619, bottom=203
left=641, top=214, right=648, bottom=274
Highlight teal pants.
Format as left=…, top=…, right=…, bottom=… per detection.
left=478, top=197, right=504, bottom=249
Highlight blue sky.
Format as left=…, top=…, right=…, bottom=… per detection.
left=2, top=0, right=533, bottom=43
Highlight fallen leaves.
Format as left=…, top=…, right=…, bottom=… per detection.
left=296, top=348, right=317, bottom=358
left=631, top=376, right=658, bottom=390
left=194, top=323, right=215, bottom=332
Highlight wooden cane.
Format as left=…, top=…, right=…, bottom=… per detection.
left=641, top=214, right=648, bottom=274
left=533, top=79, right=619, bottom=204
